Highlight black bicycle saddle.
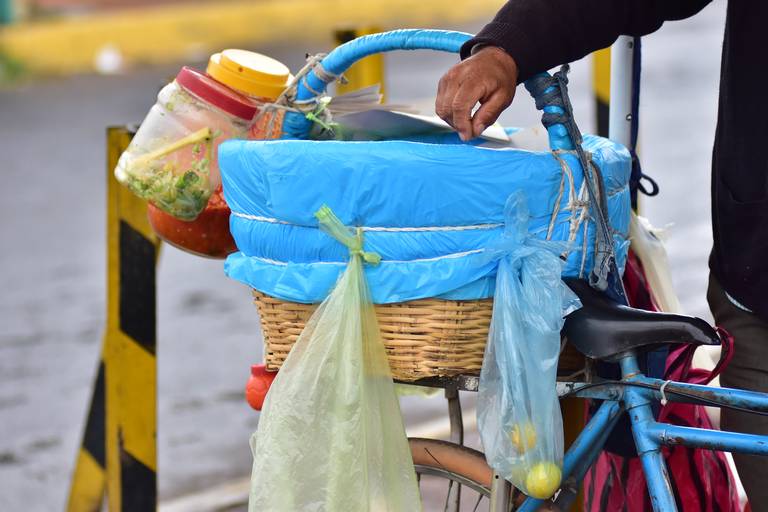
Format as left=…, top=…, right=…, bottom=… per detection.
left=563, top=278, right=721, bottom=361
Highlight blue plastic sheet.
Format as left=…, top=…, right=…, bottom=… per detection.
left=477, top=191, right=581, bottom=499
left=220, top=132, right=631, bottom=304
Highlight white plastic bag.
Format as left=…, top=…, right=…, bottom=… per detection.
left=248, top=205, right=421, bottom=512
left=477, top=191, right=581, bottom=499
left=629, top=212, right=681, bottom=313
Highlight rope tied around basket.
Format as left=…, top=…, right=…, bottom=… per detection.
left=253, top=53, right=341, bottom=137
left=524, top=65, right=625, bottom=300
left=315, top=205, right=382, bottom=266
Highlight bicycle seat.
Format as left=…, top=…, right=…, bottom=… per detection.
left=563, top=278, right=720, bottom=361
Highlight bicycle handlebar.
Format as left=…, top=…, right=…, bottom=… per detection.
left=280, top=28, right=575, bottom=152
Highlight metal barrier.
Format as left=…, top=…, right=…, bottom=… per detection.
left=67, top=127, right=159, bottom=512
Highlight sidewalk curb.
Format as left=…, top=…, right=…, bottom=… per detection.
left=0, top=0, right=501, bottom=75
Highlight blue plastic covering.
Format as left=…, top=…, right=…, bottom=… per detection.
left=220, top=133, right=631, bottom=304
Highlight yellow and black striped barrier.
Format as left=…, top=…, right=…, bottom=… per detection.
left=334, top=27, right=386, bottom=101
left=67, top=362, right=106, bottom=512
left=593, top=47, right=611, bottom=138
left=67, top=127, right=159, bottom=512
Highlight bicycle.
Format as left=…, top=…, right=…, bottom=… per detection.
left=403, top=277, right=768, bottom=511
left=271, top=28, right=768, bottom=512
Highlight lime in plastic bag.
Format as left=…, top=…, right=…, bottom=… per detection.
left=248, top=205, right=421, bottom=512
left=477, top=191, right=581, bottom=499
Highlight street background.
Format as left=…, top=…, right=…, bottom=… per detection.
left=0, top=1, right=726, bottom=510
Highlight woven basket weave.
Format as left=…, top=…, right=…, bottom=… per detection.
left=253, top=291, right=585, bottom=382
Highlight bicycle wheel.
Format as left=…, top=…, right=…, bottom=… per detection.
left=410, top=437, right=507, bottom=512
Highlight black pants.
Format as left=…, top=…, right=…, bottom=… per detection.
left=707, top=274, right=768, bottom=510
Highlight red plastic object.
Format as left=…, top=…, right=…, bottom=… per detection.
left=176, top=66, right=258, bottom=120
left=147, top=185, right=237, bottom=258
left=245, top=364, right=277, bottom=411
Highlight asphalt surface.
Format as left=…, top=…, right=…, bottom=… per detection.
left=0, top=2, right=727, bottom=510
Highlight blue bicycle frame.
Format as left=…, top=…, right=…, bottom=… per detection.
left=506, top=350, right=768, bottom=512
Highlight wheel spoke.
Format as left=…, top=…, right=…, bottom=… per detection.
left=443, top=479, right=454, bottom=511
left=471, top=493, right=484, bottom=512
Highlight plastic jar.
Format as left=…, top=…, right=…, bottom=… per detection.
left=142, top=51, right=292, bottom=258
left=147, top=184, right=237, bottom=258
left=115, top=67, right=258, bottom=220
left=206, top=49, right=292, bottom=139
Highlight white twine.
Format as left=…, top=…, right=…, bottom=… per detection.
left=251, top=248, right=485, bottom=267
left=660, top=380, right=672, bottom=406
left=546, top=166, right=567, bottom=240
left=230, top=212, right=503, bottom=232
left=253, top=53, right=336, bottom=136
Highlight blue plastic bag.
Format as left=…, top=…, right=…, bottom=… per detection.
left=477, top=191, right=581, bottom=499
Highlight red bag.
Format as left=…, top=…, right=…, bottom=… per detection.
left=583, top=252, right=740, bottom=511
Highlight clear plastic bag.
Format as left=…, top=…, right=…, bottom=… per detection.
left=629, top=212, right=681, bottom=313
left=248, top=205, right=421, bottom=512
left=477, top=191, right=581, bottom=499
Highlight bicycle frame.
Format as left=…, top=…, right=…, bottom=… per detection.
left=505, top=350, right=768, bottom=512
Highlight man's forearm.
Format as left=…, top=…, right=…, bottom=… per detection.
left=462, top=0, right=711, bottom=82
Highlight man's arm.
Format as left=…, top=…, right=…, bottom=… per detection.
left=437, top=0, right=710, bottom=140
left=464, top=0, right=711, bottom=82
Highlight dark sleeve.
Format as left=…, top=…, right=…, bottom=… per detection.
left=461, top=0, right=711, bottom=82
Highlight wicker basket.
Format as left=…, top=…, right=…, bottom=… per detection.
left=253, top=291, right=585, bottom=382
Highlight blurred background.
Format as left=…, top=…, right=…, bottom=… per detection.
left=0, top=0, right=726, bottom=510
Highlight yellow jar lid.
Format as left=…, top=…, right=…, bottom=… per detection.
left=207, top=49, right=292, bottom=100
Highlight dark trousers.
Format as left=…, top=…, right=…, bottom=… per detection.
left=707, top=274, right=768, bottom=510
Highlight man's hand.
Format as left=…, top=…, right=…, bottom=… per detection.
left=435, top=46, right=518, bottom=141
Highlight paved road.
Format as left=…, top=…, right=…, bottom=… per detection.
left=0, top=2, right=726, bottom=510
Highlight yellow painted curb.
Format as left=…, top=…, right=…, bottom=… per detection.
left=0, top=0, right=503, bottom=75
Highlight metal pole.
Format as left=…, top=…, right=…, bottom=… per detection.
left=445, top=387, right=463, bottom=512
left=489, top=473, right=512, bottom=512
left=608, top=36, right=634, bottom=148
